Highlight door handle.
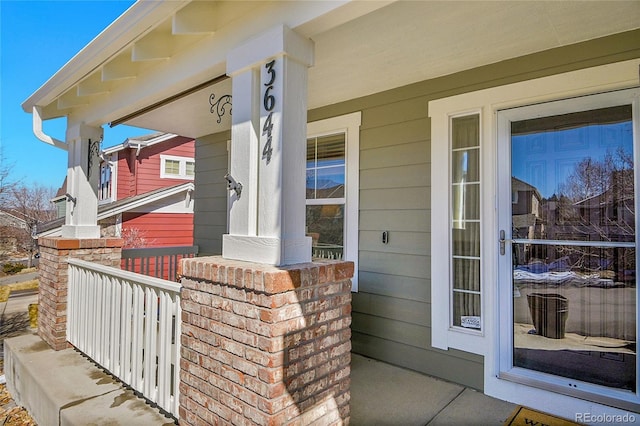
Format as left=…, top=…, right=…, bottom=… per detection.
left=499, top=230, right=506, bottom=255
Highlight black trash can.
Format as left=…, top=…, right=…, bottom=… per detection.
left=526, top=293, right=568, bottom=339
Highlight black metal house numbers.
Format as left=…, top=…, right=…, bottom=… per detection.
left=262, top=59, right=276, bottom=163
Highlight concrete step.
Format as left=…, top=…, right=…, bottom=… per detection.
left=3, top=333, right=175, bottom=426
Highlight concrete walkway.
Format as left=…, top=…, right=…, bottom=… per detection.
left=351, top=354, right=516, bottom=425
left=4, top=332, right=516, bottom=425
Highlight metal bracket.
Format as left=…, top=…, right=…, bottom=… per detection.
left=224, top=173, right=242, bottom=198
left=87, top=138, right=101, bottom=178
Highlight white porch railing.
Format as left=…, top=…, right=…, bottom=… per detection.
left=66, top=258, right=181, bottom=418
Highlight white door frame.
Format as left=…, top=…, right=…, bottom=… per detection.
left=496, top=88, right=640, bottom=412
left=429, top=59, right=640, bottom=420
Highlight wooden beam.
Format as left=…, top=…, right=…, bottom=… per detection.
left=172, top=1, right=217, bottom=35
left=132, top=31, right=174, bottom=62
left=102, top=50, right=138, bottom=81
left=77, top=72, right=112, bottom=96
left=57, top=89, right=89, bottom=109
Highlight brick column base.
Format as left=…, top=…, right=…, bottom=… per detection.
left=37, top=237, right=123, bottom=351
left=179, top=256, right=353, bottom=425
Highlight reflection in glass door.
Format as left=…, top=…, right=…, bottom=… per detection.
left=500, top=94, right=638, bottom=406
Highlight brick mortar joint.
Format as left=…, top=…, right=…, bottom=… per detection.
left=180, top=257, right=354, bottom=295
left=182, top=278, right=352, bottom=298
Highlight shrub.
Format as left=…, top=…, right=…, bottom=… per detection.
left=3, top=262, right=26, bottom=274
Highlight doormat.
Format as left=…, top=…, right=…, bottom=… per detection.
left=504, top=406, right=581, bottom=426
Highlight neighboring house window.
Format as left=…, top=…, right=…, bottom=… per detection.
left=161, top=155, right=195, bottom=180
left=99, top=153, right=117, bottom=203
left=306, top=112, right=361, bottom=289
left=99, top=162, right=112, bottom=202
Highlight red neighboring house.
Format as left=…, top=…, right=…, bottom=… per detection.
left=100, top=132, right=195, bottom=248
left=41, top=132, right=195, bottom=249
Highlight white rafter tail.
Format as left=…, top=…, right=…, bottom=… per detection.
left=172, top=1, right=217, bottom=35
left=77, top=73, right=112, bottom=97
left=132, top=27, right=173, bottom=62
left=102, top=50, right=138, bottom=81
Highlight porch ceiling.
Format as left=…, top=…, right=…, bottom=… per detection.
left=23, top=1, right=640, bottom=139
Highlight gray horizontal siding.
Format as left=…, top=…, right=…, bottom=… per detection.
left=358, top=271, right=430, bottom=303
left=352, top=312, right=429, bottom=350
left=360, top=231, right=429, bottom=256
left=360, top=188, right=430, bottom=210
left=360, top=120, right=430, bottom=151
left=360, top=140, right=429, bottom=168
left=359, top=251, right=430, bottom=279
left=352, top=292, right=430, bottom=326
left=194, top=132, right=229, bottom=256
left=360, top=210, right=430, bottom=232
left=360, top=164, right=430, bottom=189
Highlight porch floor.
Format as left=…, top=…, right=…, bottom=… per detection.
left=3, top=333, right=516, bottom=425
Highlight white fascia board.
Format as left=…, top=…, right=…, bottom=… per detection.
left=97, top=182, right=194, bottom=220
left=131, top=132, right=179, bottom=148
left=129, top=193, right=193, bottom=214
left=103, top=132, right=177, bottom=155
left=101, top=144, right=127, bottom=156
left=38, top=228, right=62, bottom=238
left=21, top=0, right=189, bottom=114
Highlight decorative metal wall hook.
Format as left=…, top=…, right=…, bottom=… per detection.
left=224, top=173, right=242, bottom=198
left=65, top=193, right=77, bottom=206
left=210, top=93, right=232, bottom=124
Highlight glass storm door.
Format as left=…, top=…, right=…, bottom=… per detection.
left=498, top=89, right=640, bottom=409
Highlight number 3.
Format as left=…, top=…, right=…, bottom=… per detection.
left=264, top=60, right=276, bottom=86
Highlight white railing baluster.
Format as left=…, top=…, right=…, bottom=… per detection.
left=66, top=258, right=182, bottom=418
left=171, top=293, right=181, bottom=416
left=94, top=272, right=103, bottom=364
left=67, top=265, right=75, bottom=344
left=145, top=287, right=159, bottom=402
left=122, top=280, right=133, bottom=384
left=157, top=292, right=170, bottom=409
left=131, top=284, right=144, bottom=391
left=83, top=269, right=91, bottom=356
left=101, top=276, right=111, bottom=369
left=115, top=278, right=123, bottom=375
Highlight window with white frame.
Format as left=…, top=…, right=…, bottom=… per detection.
left=430, top=108, right=486, bottom=355
left=98, top=154, right=117, bottom=203
left=99, top=162, right=112, bottom=202
left=450, top=114, right=482, bottom=331
left=306, top=112, right=361, bottom=289
left=161, top=155, right=195, bottom=180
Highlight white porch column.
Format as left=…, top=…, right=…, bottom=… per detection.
left=222, top=25, right=314, bottom=266
left=61, top=123, right=102, bottom=238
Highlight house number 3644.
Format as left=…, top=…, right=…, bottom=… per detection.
left=262, top=59, right=276, bottom=163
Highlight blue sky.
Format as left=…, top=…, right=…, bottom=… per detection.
left=0, top=1, right=153, bottom=190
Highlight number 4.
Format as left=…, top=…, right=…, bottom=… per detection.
left=263, top=113, right=273, bottom=135
left=262, top=136, right=273, bottom=162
